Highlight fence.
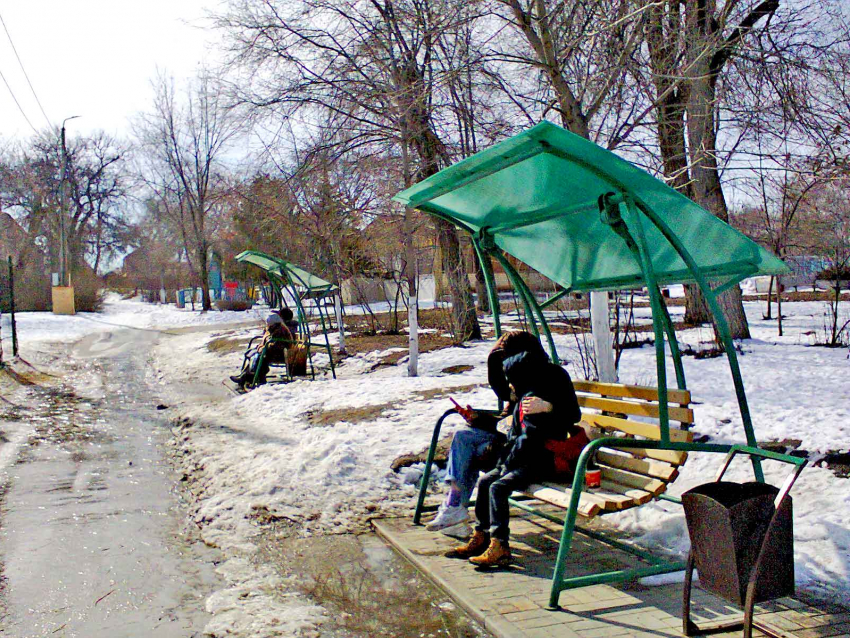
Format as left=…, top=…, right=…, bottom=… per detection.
left=0, top=256, right=19, bottom=362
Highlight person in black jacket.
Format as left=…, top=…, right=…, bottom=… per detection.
left=448, top=348, right=582, bottom=568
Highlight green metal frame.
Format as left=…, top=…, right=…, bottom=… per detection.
left=413, top=179, right=775, bottom=609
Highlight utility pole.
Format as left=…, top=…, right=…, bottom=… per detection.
left=58, top=116, right=79, bottom=286
left=53, top=116, right=80, bottom=315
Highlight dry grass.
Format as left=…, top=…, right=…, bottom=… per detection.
left=304, top=382, right=485, bottom=429
left=440, top=364, right=474, bottom=374
left=306, top=403, right=394, bottom=427
left=206, top=336, right=251, bottom=355
left=0, top=365, right=51, bottom=386
left=411, top=383, right=485, bottom=401
left=744, top=290, right=850, bottom=302
left=335, top=331, right=456, bottom=369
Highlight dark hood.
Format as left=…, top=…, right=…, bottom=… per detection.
left=502, top=350, right=547, bottom=398
left=487, top=335, right=549, bottom=403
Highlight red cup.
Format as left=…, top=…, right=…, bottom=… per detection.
left=585, top=468, right=601, bottom=489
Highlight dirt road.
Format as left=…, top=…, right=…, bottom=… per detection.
left=0, top=328, right=221, bottom=637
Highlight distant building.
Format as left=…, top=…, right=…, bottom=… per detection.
left=121, top=245, right=195, bottom=299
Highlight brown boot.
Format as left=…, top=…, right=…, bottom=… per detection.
left=469, top=538, right=511, bottom=568
left=445, top=530, right=489, bottom=559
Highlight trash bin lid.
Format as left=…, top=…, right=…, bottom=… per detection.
left=683, top=481, right=778, bottom=508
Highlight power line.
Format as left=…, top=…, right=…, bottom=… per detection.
left=0, top=63, right=38, bottom=134
left=0, top=10, right=50, bottom=127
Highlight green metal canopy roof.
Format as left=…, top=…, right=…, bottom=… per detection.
left=394, top=121, right=788, bottom=292
left=236, top=250, right=337, bottom=294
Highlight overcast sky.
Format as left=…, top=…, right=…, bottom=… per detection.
left=0, top=0, right=223, bottom=142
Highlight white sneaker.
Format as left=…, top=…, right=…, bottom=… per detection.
left=439, top=521, right=472, bottom=539
left=426, top=505, right=469, bottom=531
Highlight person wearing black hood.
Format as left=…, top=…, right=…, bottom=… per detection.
left=447, top=348, right=583, bottom=568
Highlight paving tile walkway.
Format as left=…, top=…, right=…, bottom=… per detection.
left=373, top=510, right=849, bottom=638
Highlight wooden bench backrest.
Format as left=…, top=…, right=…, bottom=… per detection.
left=522, top=380, right=695, bottom=518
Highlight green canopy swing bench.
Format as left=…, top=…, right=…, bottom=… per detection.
left=236, top=250, right=342, bottom=384
left=394, top=121, right=804, bottom=609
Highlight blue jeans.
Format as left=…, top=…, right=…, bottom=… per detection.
left=474, top=466, right=536, bottom=541
left=445, top=428, right=503, bottom=505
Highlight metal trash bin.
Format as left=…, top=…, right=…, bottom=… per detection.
left=681, top=446, right=806, bottom=638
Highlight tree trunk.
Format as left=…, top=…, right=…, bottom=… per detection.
left=684, top=2, right=753, bottom=341
left=409, top=106, right=480, bottom=342
left=471, top=252, right=490, bottom=313
left=683, top=284, right=711, bottom=325
left=403, top=204, right=419, bottom=376
left=686, top=83, right=749, bottom=338
left=198, top=245, right=212, bottom=311
left=715, top=286, right=749, bottom=340
left=436, top=218, right=481, bottom=342
left=764, top=275, right=774, bottom=319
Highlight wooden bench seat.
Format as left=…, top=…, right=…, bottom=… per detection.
left=517, top=380, right=693, bottom=518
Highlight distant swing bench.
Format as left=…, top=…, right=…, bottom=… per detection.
left=414, top=379, right=694, bottom=607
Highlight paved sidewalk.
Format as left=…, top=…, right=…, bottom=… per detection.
left=374, top=511, right=849, bottom=638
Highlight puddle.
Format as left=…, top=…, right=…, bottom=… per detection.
left=255, top=528, right=489, bottom=638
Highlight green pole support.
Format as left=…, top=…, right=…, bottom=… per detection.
left=283, top=267, right=319, bottom=380
left=472, top=234, right=506, bottom=412
left=634, top=202, right=764, bottom=483
left=252, top=345, right=268, bottom=386
left=656, top=288, right=686, bottom=391
left=492, top=251, right=539, bottom=337
left=540, top=287, right=571, bottom=309
left=619, top=197, right=670, bottom=442
left=314, top=293, right=337, bottom=379
left=493, top=252, right=560, bottom=364
left=413, top=410, right=455, bottom=525
left=500, top=257, right=560, bottom=365
left=471, top=236, right=502, bottom=339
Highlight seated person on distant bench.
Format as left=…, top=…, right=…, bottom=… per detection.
left=278, top=307, right=300, bottom=338
left=229, top=313, right=293, bottom=388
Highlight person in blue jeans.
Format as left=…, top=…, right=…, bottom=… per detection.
left=426, top=331, right=552, bottom=532
left=446, top=348, right=582, bottom=567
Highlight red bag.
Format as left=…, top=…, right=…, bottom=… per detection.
left=544, top=428, right=590, bottom=476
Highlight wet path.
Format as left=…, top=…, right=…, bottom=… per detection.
left=0, top=330, right=220, bottom=637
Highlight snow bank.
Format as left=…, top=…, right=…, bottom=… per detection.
left=153, top=296, right=849, bottom=622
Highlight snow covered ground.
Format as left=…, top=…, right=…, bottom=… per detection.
left=0, top=292, right=268, bottom=345
left=4, top=292, right=848, bottom=635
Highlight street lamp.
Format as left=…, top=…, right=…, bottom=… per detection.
left=58, top=115, right=80, bottom=288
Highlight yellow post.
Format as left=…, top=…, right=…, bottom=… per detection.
left=52, top=286, right=76, bottom=315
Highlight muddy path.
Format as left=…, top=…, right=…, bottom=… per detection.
left=0, top=329, right=221, bottom=637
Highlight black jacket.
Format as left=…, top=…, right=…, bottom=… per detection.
left=499, top=351, right=581, bottom=472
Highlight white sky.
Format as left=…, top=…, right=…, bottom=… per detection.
left=0, top=0, right=223, bottom=141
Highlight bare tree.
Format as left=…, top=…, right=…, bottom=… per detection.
left=796, top=181, right=850, bottom=346
left=216, top=0, right=485, bottom=349
left=0, top=130, right=129, bottom=275
left=136, top=72, right=244, bottom=311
